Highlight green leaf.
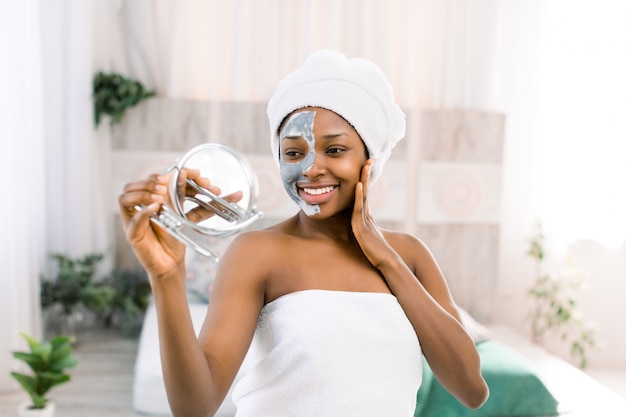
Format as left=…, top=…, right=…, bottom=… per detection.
left=92, top=71, right=156, bottom=128
left=12, top=352, right=43, bottom=372
left=50, top=352, right=78, bottom=371
left=12, top=332, right=79, bottom=405
left=20, top=332, right=40, bottom=351
left=11, top=372, right=37, bottom=394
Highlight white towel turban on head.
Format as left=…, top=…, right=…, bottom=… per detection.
left=267, top=49, right=406, bottom=184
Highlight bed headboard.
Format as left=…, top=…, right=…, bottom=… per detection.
left=412, top=110, right=505, bottom=323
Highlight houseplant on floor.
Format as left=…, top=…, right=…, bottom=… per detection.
left=40, top=252, right=115, bottom=339
left=11, top=332, right=78, bottom=417
left=526, top=222, right=597, bottom=369
left=105, top=267, right=151, bottom=337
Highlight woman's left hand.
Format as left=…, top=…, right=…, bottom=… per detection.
left=351, top=160, right=394, bottom=269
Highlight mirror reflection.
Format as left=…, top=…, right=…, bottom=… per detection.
left=151, top=143, right=262, bottom=259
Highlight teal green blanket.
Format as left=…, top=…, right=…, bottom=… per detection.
left=415, top=340, right=559, bottom=417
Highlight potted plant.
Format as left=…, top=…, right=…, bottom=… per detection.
left=105, top=267, right=151, bottom=337
left=92, top=71, right=156, bottom=127
left=40, top=252, right=115, bottom=338
left=11, top=332, right=78, bottom=416
left=526, top=222, right=596, bottom=369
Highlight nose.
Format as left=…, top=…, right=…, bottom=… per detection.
left=303, top=152, right=326, bottom=178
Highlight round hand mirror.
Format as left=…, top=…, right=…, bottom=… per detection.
left=150, top=143, right=262, bottom=259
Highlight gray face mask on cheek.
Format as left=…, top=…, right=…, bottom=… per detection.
left=278, top=111, right=320, bottom=216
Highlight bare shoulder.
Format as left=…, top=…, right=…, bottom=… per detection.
left=380, top=229, right=446, bottom=284
left=382, top=229, right=434, bottom=260
left=225, top=228, right=281, bottom=253
left=217, top=220, right=295, bottom=277
left=225, top=221, right=293, bottom=253
left=204, top=227, right=286, bottom=314
left=380, top=229, right=457, bottom=317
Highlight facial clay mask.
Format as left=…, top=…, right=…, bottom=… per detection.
left=279, top=111, right=320, bottom=216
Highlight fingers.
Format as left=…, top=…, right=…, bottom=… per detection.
left=118, top=173, right=169, bottom=226
left=184, top=190, right=246, bottom=224
left=353, top=160, right=379, bottom=241
left=353, top=182, right=364, bottom=214
left=121, top=170, right=247, bottom=231
left=179, top=168, right=225, bottom=202
left=192, top=175, right=222, bottom=197
left=354, top=160, right=373, bottom=216
left=223, top=190, right=244, bottom=204
left=124, top=200, right=160, bottom=246
left=359, top=159, right=373, bottom=198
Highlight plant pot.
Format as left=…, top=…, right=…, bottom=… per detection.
left=18, top=402, right=55, bottom=417
left=58, top=310, right=84, bottom=337
left=119, top=309, right=144, bottom=338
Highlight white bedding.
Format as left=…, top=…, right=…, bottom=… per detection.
left=488, top=325, right=626, bottom=417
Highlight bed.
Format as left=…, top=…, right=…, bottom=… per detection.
left=479, top=325, right=626, bottom=417
left=417, top=319, right=626, bottom=417
left=132, top=299, right=626, bottom=417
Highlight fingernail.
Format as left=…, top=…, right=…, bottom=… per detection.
left=151, top=194, right=164, bottom=202
left=155, top=184, right=166, bottom=193
left=147, top=202, right=160, bottom=212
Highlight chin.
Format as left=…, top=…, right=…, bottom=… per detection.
left=298, top=201, right=320, bottom=217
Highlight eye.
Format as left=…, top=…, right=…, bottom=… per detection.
left=281, top=148, right=305, bottom=161
left=326, top=146, right=346, bottom=155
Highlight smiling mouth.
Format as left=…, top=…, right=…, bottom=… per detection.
left=300, top=185, right=336, bottom=195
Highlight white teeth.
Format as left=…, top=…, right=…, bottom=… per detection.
left=303, top=186, right=335, bottom=195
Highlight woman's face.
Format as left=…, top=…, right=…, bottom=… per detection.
left=278, top=107, right=368, bottom=217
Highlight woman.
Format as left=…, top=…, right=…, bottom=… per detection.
left=119, top=50, right=488, bottom=417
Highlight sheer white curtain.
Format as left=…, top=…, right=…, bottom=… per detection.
left=41, top=0, right=109, bottom=259
left=98, top=0, right=502, bottom=109
left=0, top=0, right=46, bottom=391
left=1, top=0, right=107, bottom=391
left=493, top=0, right=626, bottom=252
left=529, top=0, right=626, bottom=250
left=492, top=2, right=626, bottom=366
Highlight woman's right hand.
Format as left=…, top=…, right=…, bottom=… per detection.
left=118, top=172, right=185, bottom=280
left=118, top=170, right=245, bottom=281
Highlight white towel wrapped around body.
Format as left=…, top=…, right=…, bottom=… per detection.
left=232, top=290, right=422, bottom=417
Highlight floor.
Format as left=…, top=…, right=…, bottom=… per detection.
left=0, top=328, right=143, bottom=417
left=1, top=328, right=625, bottom=416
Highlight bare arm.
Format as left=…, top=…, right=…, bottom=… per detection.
left=118, top=172, right=260, bottom=417
left=153, top=233, right=266, bottom=417
left=351, top=162, right=489, bottom=409
left=378, top=236, right=488, bottom=408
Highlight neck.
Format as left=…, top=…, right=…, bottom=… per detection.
left=295, top=208, right=355, bottom=242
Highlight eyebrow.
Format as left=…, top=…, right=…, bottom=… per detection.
left=317, top=133, right=352, bottom=145
left=281, top=132, right=349, bottom=141
left=319, top=132, right=348, bottom=140
left=282, top=134, right=305, bottom=140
